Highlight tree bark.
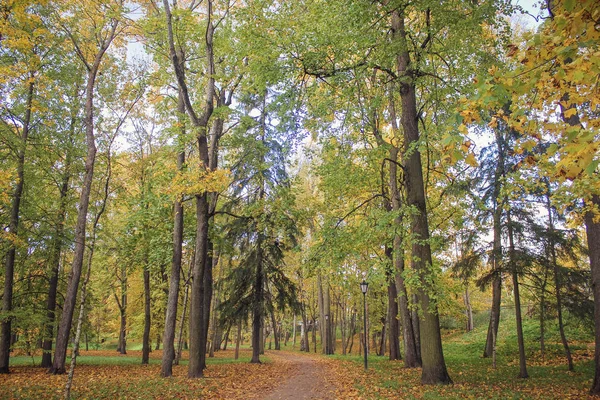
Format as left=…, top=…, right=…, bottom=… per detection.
left=175, top=260, right=192, bottom=366
left=539, top=268, right=548, bottom=359
left=388, top=137, right=420, bottom=366
left=464, top=286, right=473, bottom=332
left=41, top=109, right=75, bottom=369
left=235, top=320, right=242, bottom=360
left=507, top=212, right=528, bottom=378
left=586, top=195, right=600, bottom=394
left=324, top=283, right=333, bottom=354
left=160, top=87, right=186, bottom=377
left=317, top=274, right=326, bottom=353
left=64, top=138, right=111, bottom=399
left=142, top=266, right=151, bottom=364
left=222, top=324, right=230, bottom=350
left=379, top=315, right=387, bottom=357
left=251, top=237, right=264, bottom=363
left=484, top=129, right=506, bottom=358
left=270, top=304, right=279, bottom=351
left=200, top=240, right=214, bottom=369
left=189, top=194, right=209, bottom=376
left=292, top=315, right=297, bottom=348
left=385, top=246, right=401, bottom=361
left=385, top=93, right=418, bottom=364
left=209, top=280, right=221, bottom=357
left=116, top=265, right=127, bottom=355
left=392, top=6, right=451, bottom=385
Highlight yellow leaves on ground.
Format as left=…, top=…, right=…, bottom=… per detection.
left=0, top=349, right=292, bottom=400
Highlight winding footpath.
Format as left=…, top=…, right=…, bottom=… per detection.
left=262, top=351, right=337, bottom=399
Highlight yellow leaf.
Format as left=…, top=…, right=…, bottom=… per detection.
left=564, top=107, right=577, bottom=118
left=465, top=153, right=478, bottom=167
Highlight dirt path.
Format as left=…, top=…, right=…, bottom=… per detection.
left=262, top=351, right=337, bottom=400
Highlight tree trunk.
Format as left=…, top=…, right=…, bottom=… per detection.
left=64, top=139, right=111, bottom=398
left=508, top=212, right=528, bottom=378
left=64, top=240, right=94, bottom=399
left=142, top=267, right=151, bottom=364
left=210, top=273, right=222, bottom=356
left=554, top=235, right=574, bottom=371
left=235, top=320, right=242, bottom=360
left=544, top=180, right=574, bottom=371
left=387, top=278, right=401, bottom=360
left=324, top=283, right=333, bottom=354
left=379, top=315, right=387, bottom=357
left=260, top=318, right=266, bottom=354
left=189, top=194, right=209, bottom=376
left=312, top=319, right=317, bottom=353
left=392, top=6, right=451, bottom=384
left=348, top=313, right=355, bottom=355
left=175, top=267, right=191, bottom=366
left=539, top=270, right=547, bottom=360
left=116, top=267, right=127, bottom=355
left=340, top=302, right=347, bottom=356
left=385, top=244, right=401, bottom=361
left=42, top=115, right=74, bottom=369
left=464, top=286, right=473, bottom=332
left=386, top=106, right=421, bottom=366
left=160, top=87, right=186, bottom=377
left=222, top=325, right=230, bottom=350
left=586, top=195, right=600, bottom=394
left=292, top=315, right=297, bottom=348
left=317, top=275, right=326, bottom=353
left=251, top=239, right=264, bottom=363
left=200, top=240, right=214, bottom=368
left=484, top=129, right=506, bottom=358
left=0, top=79, right=34, bottom=374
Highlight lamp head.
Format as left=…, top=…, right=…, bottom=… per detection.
left=360, top=280, right=368, bottom=294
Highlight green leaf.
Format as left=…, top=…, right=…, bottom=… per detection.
left=585, top=159, right=599, bottom=176
left=564, top=0, right=575, bottom=12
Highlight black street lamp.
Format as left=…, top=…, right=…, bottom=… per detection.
left=360, top=280, right=369, bottom=370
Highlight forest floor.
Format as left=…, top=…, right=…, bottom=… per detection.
left=1, top=348, right=350, bottom=399
left=3, top=342, right=595, bottom=399
left=2, top=314, right=598, bottom=399
left=1, top=349, right=293, bottom=399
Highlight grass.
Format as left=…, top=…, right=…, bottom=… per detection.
left=321, top=311, right=595, bottom=399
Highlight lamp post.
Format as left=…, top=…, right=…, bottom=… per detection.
left=360, top=280, right=369, bottom=371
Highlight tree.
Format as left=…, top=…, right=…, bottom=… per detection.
left=389, top=3, right=452, bottom=384
left=161, top=0, right=216, bottom=377
left=463, top=0, right=600, bottom=391
left=51, top=0, right=125, bottom=374
left=0, top=0, right=52, bottom=373
left=219, top=89, right=301, bottom=364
